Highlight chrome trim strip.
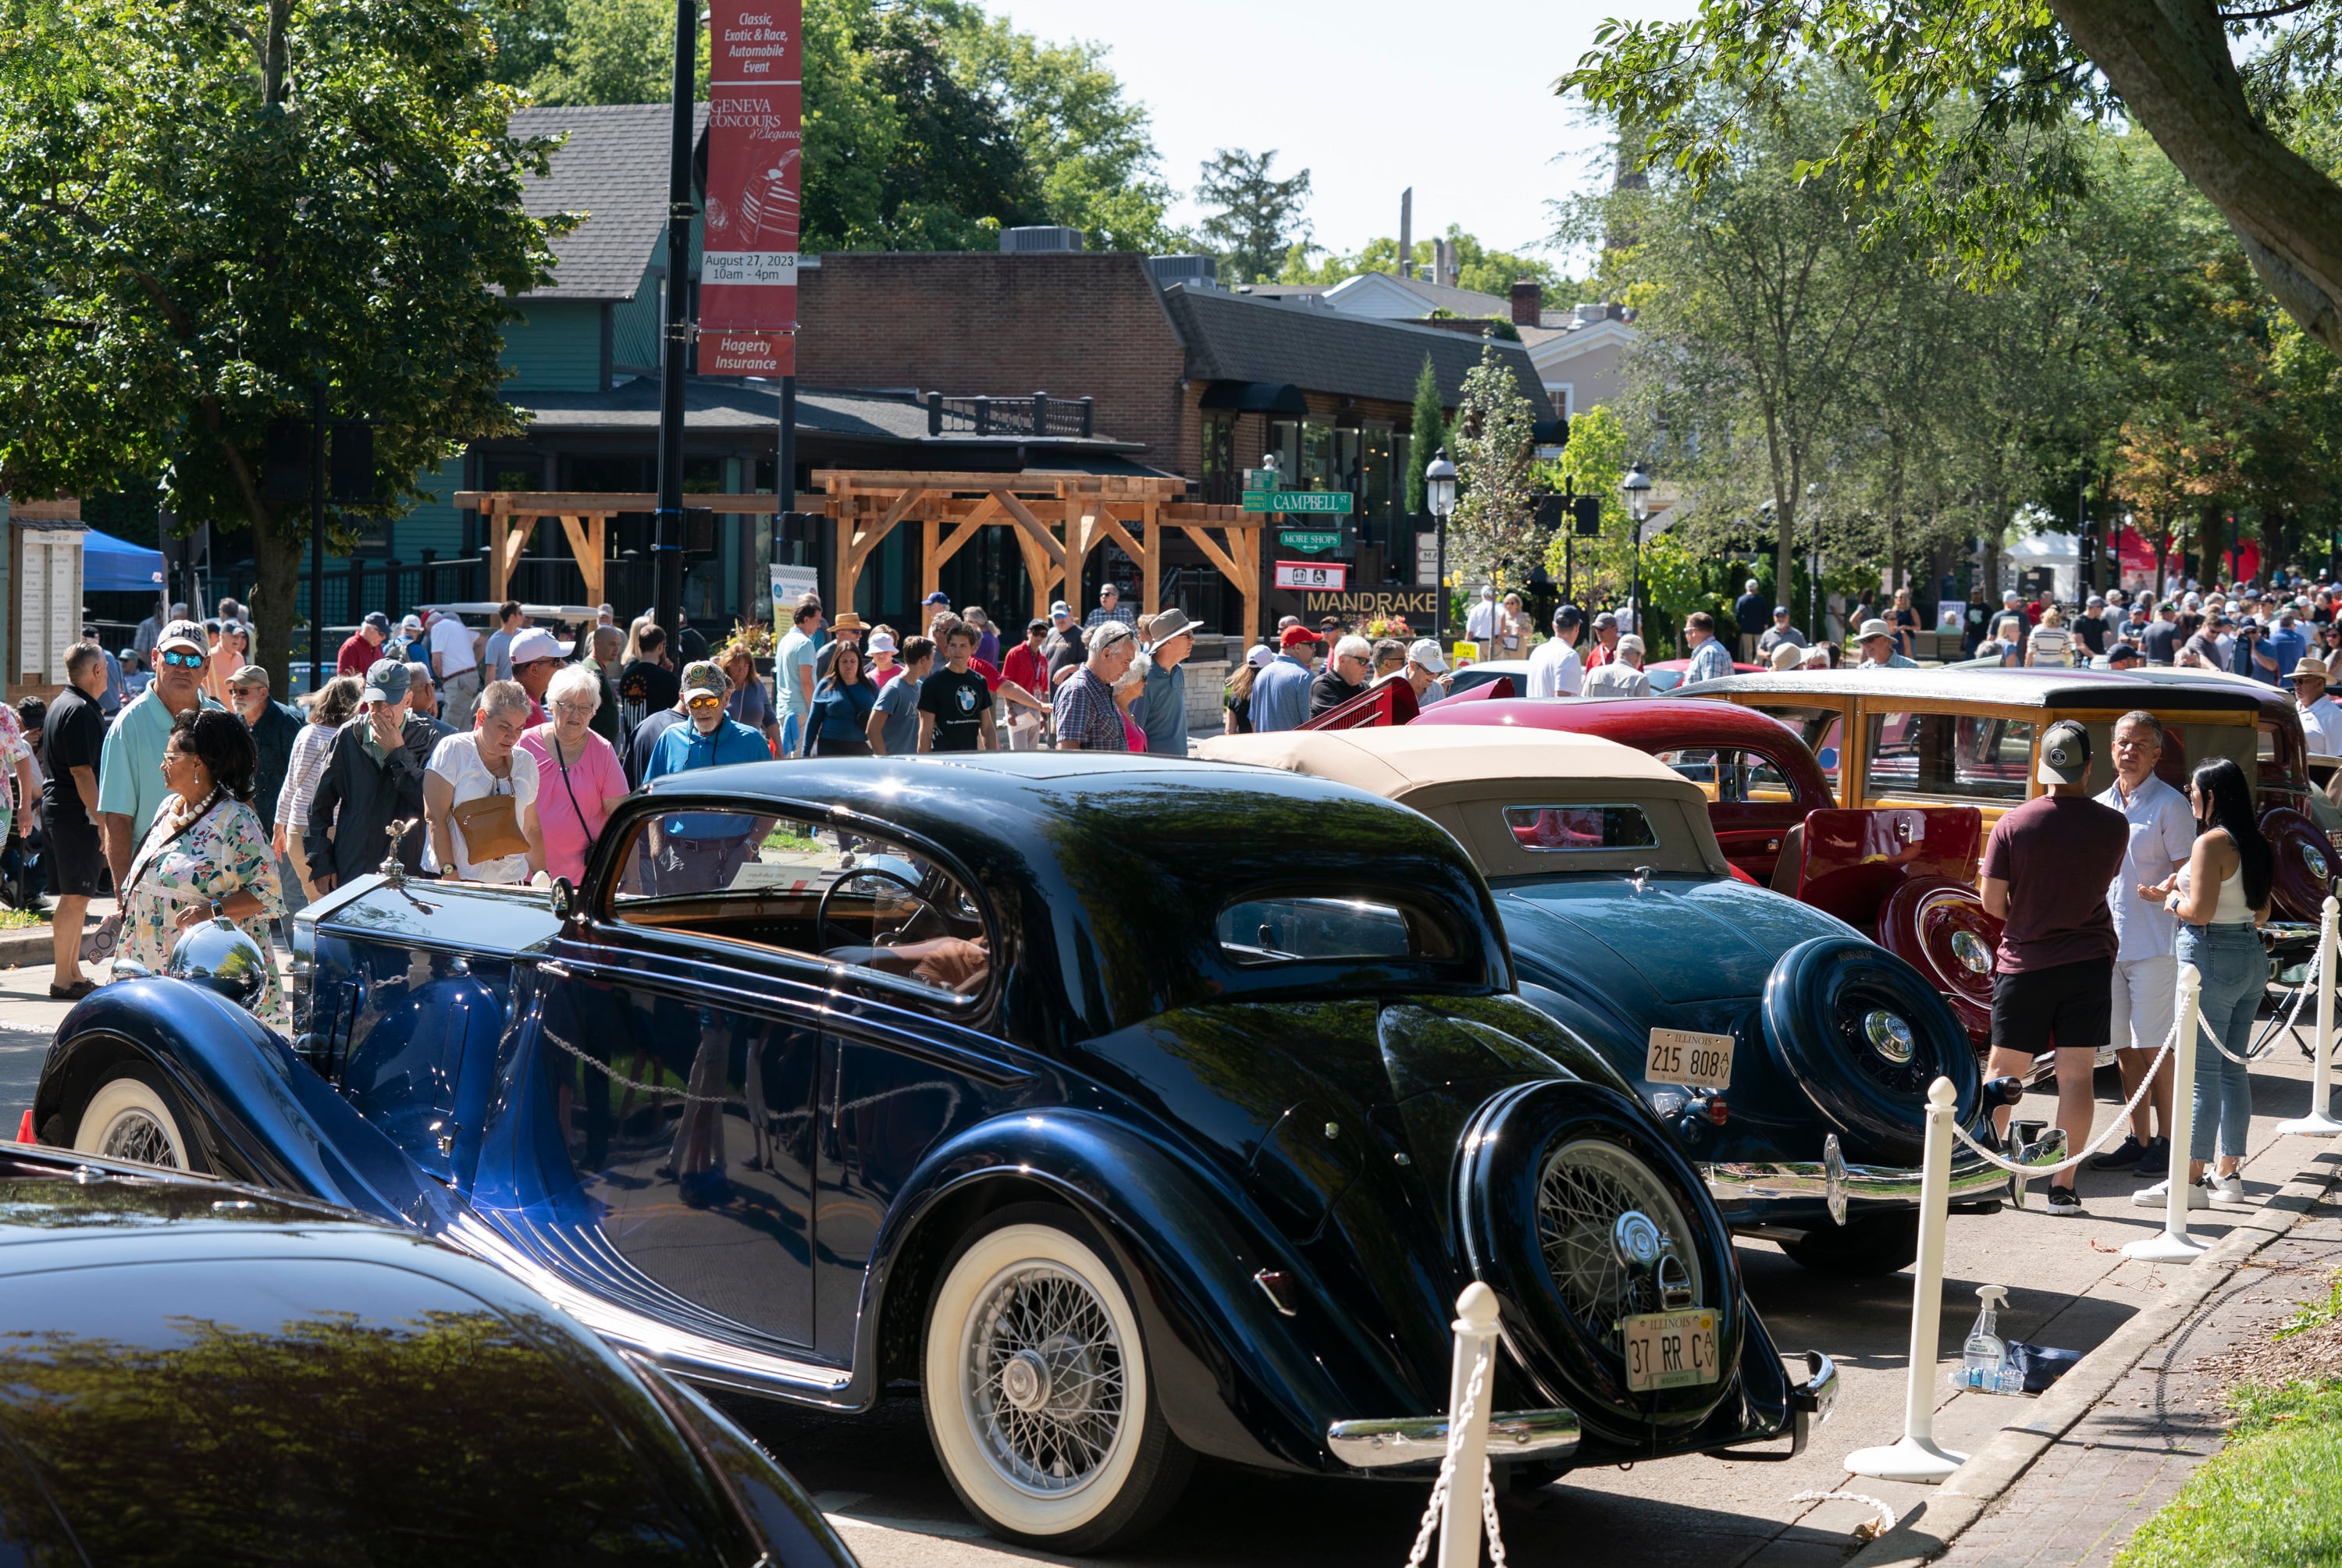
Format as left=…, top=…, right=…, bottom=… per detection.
left=1705, top=1144, right=2016, bottom=1209
left=1791, top=1350, right=1838, bottom=1422
left=1326, top=1407, right=1581, bottom=1469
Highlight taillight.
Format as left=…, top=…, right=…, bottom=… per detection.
left=1694, top=1096, right=1728, bottom=1125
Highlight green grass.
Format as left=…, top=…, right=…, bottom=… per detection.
left=2115, top=1378, right=2342, bottom=1567
left=0, top=906, right=44, bottom=930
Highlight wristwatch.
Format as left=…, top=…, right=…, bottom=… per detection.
left=208, top=898, right=226, bottom=921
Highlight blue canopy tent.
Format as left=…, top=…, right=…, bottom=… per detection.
left=80, top=528, right=166, bottom=594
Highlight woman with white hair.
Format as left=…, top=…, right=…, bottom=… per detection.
left=520, top=663, right=629, bottom=885
left=424, top=678, right=544, bottom=884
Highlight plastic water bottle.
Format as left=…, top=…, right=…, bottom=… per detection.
left=1955, top=1285, right=2023, bottom=1394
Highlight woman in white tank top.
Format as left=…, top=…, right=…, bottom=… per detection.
left=2140, top=757, right=2271, bottom=1208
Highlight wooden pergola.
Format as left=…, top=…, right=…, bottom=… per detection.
left=815, top=470, right=1262, bottom=632
left=454, top=490, right=784, bottom=608
left=454, top=472, right=1265, bottom=633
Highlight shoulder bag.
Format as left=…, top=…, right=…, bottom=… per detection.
left=84, top=795, right=225, bottom=965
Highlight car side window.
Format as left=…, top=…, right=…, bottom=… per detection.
left=606, top=808, right=991, bottom=1001
left=1654, top=748, right=1721, bottom=799
left=1864, top=713, right=2034, bottom=801
left=1657, top=748, right=1795, bottom=805
left=1750, top=705, right=1841, bottom=788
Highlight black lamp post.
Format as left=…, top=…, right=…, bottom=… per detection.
left=1621, top=460, right=1652, bottom=628
left=1425, top=448, right=1458, bottom=640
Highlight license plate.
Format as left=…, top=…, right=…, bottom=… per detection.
left=1646, top=1028, right=1734, bottom=1090
left=1621, top=1309, right=1720, bottom=1392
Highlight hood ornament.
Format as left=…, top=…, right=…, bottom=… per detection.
left=1629, top=865, right=1654, bottom=894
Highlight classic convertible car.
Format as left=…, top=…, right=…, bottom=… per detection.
left=31, top=756, right=1835, bottom=1553
left=0, top=1140, right=855, bottom=1566
left=1198, top=728, right=2038, bottom=1276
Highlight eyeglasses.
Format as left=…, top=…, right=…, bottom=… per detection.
left=160, top=650, right=205, bottom=669
left=685, top=693, right=724, bottom=710
left=552, top=701, right=596, bottom=718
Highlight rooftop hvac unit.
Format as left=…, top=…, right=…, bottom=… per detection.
left=998, top=226, right=1085, bottom=254
left=1148, top=254, right=1217, bottom=289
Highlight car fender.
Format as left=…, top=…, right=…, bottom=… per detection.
left=859, top=1106, right=1425, bottom=1474
left=34, top=978, right=465, bottom=1233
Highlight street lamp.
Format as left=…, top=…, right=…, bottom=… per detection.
left=1425, top=448, right=1458, bottom=640
left=1621, top=460, right=1652, bottom=630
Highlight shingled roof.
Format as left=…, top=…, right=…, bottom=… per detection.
left=511, top=103, right=710, bottom=301
left=1161, top=284, right=1554, bottom=415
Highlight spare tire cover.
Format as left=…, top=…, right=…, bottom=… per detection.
left=1878, top=876, right=2001, bottom=1051
left=2261, top=805, right=2333, bottom=924
left=1456, top=1079, right=1743, bottom=1445
left=1762, top=935, right=1979, bottom=1167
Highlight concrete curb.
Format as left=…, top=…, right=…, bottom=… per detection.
left=0, top=923, right=64, bottom=970
left=1843, top=1146, right=2342, bottom=1568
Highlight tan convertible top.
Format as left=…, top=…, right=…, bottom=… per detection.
left=1198, top=727, right=1727, bottom=878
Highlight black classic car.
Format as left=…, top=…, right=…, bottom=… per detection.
left=1201, top=727, right=2046, bottom=1275
left=32, top=756, right=1835, bottom=1552
left=0, top=1140, right=856, bottom=1566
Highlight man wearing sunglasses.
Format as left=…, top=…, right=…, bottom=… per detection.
left=639, top=663, right=769, bottom=784
left=96, top=619, right=222, bottom=890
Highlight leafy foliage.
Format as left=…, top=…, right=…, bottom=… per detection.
left=0, top=0, right=563, bottom=691
left=1407, top=355, right=1446, bottom=517
left=1195, top=148, right=1313, bottom=284
left=1445, top=336, right=1544, bottom=589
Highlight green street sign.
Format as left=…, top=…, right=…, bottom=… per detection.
left=1240, top=489, right=1354, bottom=514
left=1280, top=530, right=1343, bottom=553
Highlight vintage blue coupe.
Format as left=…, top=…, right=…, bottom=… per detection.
left=32, top=756, right=1835, bottom=1552
left=1201, top=727, right=2041, bottom=1275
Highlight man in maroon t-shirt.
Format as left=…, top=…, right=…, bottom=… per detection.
left=1980, top=719, right=2130, bottom=1215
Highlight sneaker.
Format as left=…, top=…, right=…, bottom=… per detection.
left=2133, top=1178, right=2210, bottom=1210
left=2134, top=1138, right=2171, bottom=1178
left=2044, top=1186, right=2084, bottom=1216
left=2088, top=1134, right=2145, bottom=1171
left=2209, top=1172, right=2250, bottom=1204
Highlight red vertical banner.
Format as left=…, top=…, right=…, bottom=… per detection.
left=700, top=1, right=801, bottom=375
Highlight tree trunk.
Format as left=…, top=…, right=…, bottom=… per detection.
left=2052, top=0, right=2342, bottom=356
left=250, top=510, right=302, bottom=698
left=2198, top=503, right=2220, bottom=590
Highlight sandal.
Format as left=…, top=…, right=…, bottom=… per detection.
left=47, top=980, right=96, bottom=1001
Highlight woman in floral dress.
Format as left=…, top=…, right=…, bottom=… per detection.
left=113, top=709, right=287, bottom=1031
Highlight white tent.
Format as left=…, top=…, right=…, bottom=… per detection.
left=2003, top=531, right=2080, bottom=603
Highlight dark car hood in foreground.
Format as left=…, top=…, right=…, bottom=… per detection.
left=0, top=1150, right=849, bottom=1568
left=1497, top=873, right=1853, bottom=1005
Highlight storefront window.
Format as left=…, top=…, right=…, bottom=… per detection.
left=1301, top=419, right=1334, bottom=489
left=1265, top=420, right=1300, bottom=480
left=1203, top=418, right=1235, bottom=496
left=1363, top=425, right=1393, bottom=523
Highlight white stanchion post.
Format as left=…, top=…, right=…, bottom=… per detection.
left=1437, top=1283, right=1501, bottom=1568
left=2126, top=963, right=2209, bottom=1262
left=2276, top=894, right=2342, bottom=1137
left=1846, top=1076, right=1966, bottom=1483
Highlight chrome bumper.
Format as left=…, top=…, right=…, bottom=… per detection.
left=1704, top=1129, right=2060, bottom=1221
left=1327, top=1406, right=1582, bottom=1470
left=1792, top=1349, right=1838, bottom=1424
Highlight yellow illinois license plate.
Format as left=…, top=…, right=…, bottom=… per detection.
left=1645, top=1028, right=1734, bottom=1090
left=1621, top=1309, right=1720, bottom=1392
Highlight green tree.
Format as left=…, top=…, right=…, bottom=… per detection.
left=0, top=0, right=562, bottom=692
left=1539, top=402, right=1633, bottom=603
left=1446, top=336, right=1545, bottom=588
left=1407, top=356, right=1447, bottom=516
left=525, top=0, right=701, bottom=107
left=1562, top=0, right=2342, bottom=360
left=1196, top=148, right=1312, bottom=284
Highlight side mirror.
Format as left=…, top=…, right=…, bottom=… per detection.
left=548, top=876, right=576, bottom=920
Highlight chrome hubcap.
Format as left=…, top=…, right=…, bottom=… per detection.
left=1536, top=1140, right=1704, bottom=1330
left=966, top=1264, right=1125, bottom=1495
left=1611, top=1211, right=1663, bottom=1271
left=1950, top=930, right=1991, bottom=975
left=2304, top=844, right=2329, bottom=881
left=98, top=1108, right=179, bottom=1168
left=1864, top=1010, right=1916, bottom=1064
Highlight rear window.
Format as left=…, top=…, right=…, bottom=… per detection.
left=1503, top=804, right=1659, bottom=851
left=1750, top=704, right=1842, bottom=786
left=1216, top=895, right=1451, bottom=964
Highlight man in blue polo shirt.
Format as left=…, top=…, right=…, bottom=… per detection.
left=642, top=663, right=770, bottom=784
left=641, top=663, right=771, bottom=895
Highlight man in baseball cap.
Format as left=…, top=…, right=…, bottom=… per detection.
left=303, top=657, right=434, bottom=894
left=507, top=625, right=565, bottom=722
left=94, top=617, right=220, bottom=890
left=1978, top=717, right=2128, bottom=1216
left=1249, top=624, right=1320, bottom=733
left=1528, top=603, right=1585, bottom=697
left=642, top=661, right=767, bottom=785
left=337, top=610, right=390, bottom=678
left=1401, top=638, right=1450, bottom=705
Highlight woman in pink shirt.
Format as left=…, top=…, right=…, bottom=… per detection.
left=867, top=629, right=903, bottom=686
left=518, top=663, right=631, bottom=885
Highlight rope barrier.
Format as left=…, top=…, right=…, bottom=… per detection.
left=2195, top=934, right=2321, bottom=1066
left=1788, top=1490, right=1901, bottom=1544
left=1949, top=1022, right=2178, bottom=1179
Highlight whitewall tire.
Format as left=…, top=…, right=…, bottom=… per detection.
left=921, top=1207, right=1192, bottom=1552
left=72, top=1070, right=200, bottom=1172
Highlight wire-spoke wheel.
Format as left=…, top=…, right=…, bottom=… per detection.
left=71, top=1069, right=200, bottom=1172
left=923, top=1207, right=1191, bottom=1552
left=1536, top=1138, right=1706, bottom=1332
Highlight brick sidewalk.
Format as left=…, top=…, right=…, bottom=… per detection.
left=1933, top=1200, right=2342, bottom=1568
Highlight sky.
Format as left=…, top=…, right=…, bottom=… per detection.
left=988, top=0, right=1697, bottom=272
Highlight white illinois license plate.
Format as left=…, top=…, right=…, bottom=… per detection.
left=1645, top=1028, right=1734, bottom=1090
left=1621, top=1309, right=1720, bottom=1392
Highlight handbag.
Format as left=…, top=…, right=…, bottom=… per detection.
left=85, top=795, right=223, bottom=964
left=450, top=782, right=530, bottom=864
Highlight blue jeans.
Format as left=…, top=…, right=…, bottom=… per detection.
left=780, top=713, right=803, bottom=759
left=2176, top=922, right=2264, bottom=1163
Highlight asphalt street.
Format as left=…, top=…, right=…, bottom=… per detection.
left=2, top=958, right=2333, bottom=1566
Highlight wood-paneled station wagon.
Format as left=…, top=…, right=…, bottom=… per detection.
left=1678, top=667, right=2338, bottom=1036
